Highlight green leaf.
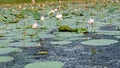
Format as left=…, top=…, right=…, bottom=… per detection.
left=0, top=56, right=14, bottom=63
left=77, top=28, right=88, bottom=34
left=81, top=39, right=118, bottom=46
left=50, top=41, right=72, bottom=45
left=32, top=10, right=40, bottom=20
left=25, top=61, right=64, bottom=68
left=0, top=47, right=22, bottom=54
left=54, top=32, right=83, bottom=38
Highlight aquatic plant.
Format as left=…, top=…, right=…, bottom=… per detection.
left=32, top=22, right=38, bottom=29
left=40, top=16, right=45, bottom=28
left=88, top=18, right=95, bottom=33
left=0, top=47, right=22, bottom=54
left=88, top=19, right=94, bottom=25
left=58, top=25, right=76, bottom=32
left=81, top=39, right=118, bottom=46
left=31, top=22, right=38, bottom=41
left=25, top=61, right=64, bottom=68
left=37, top=51, right=48, bottom=55
left=32, top=10, right=40, bottom=20
left=50, top=41, right=72, bottom=45
left=77, top=27, right=88, bottom=40
left=0, top=56, right=14, bottom=63
left=56, top=13, right=63, bottom=26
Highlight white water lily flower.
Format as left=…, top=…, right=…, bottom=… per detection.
left=75, top=9, right=78, bottom=11
left=18, top=5, right=21, bottom=8
left=32, top=22, right=38, bottom=29
left=56, top=14, right=62, bottom=20
left=88, top=19, right=94, bottom=25
left=48, top=10, right=55, bottom=14
left=23, top=7, right=26, bottom=9
left=12, top=9, right=15, bottom=12
left=51, top=10, right=55, bottom=13
left=4, top=7, right=8, bottom=10
left=40, top=16, right=45, bottom=21
left=54, top=9, right=58, bottom=12
left=31, top=7, right=34, bottom=9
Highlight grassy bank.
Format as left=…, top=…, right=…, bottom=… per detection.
left=0, top=0, right=72, bottom=4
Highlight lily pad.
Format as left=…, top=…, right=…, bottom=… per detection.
left=52, top=36, right=66, bottom=41
left=114, top=36, right=120, bottom=39
left=7, top=41, right=41, bottom=47
left=97, top=30, right=120, bottom=35
left=0, top=33, right=5, bottom=37
left=50, top=41, right=72, bottom=45
left=0, top=56, right=14, bottom=63
left=0, top=39, right=13, bottom=44
left=38, top=34, right=55, bottom=38
left=0, top=47, right=22, bottom=54
left=54, top=32, right=83, bottom=38
left=81, top=39, right=118, bottom=46
left=66, top=37, right=91, bottom=41
left=25, top=61, right=64, bottom=68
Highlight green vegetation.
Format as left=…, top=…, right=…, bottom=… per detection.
left=81, top=39, right=118, bottom=46
left=58, top=25, right=88, bottom=34
left=37, top=51, right=48, bottom=55
left=58, top=25, right=77, bottom=32
left=0, top=56, right=14, bottom=63
left=25, top=61, right=64, bottom=68
left=0, top=0, right=71, bottom=4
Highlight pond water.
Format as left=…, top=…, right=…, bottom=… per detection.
left=0, top=1, right=120, bottom=68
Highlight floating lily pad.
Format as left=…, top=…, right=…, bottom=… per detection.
left=54, top=32, right=83, bottom=38
left=77, top=28, right=88, bottom=34
left=0, top=39, right=13, bottom=44
left=7, top=41, right=41, bottom=47
left=81, top=39, right=118, bottom=46
left=97, top=30, right=120, bottom=35
left=0, top=56, right=14, bottom=63
left=114, top=36, right=120, bottom=39
left=0, top=33, right=5, bottom=37
left=66, top=37, right=91, bottom=41
left=38, top=34, right=55, bottom=38
left=0, top=47, right=22, bottom=54
left=52, top=36, right=66, bottom=41
left=50, top=41, right=72, bottom=45
left=25, top=61, right=64, bottom=68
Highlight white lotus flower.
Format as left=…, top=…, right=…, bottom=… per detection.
left=54, top=9, right=58, bottom=12
left=32, top=22, right=38, bottom=29
left=12, top=9, right=15, bottom=12
left=40, top=16, right=45, bottom=21
left=31, top=7, right=34, bottom=9
left=88, top=19, right=94, bottom=25
left=75, top=9, right=78, bottom=11
left=48, top=9, right=55, bottom=14
left=4, top=7, right=8, bottom=10
left=18, top=5, right=22, bottom=8
left=56, top=14, right=62, bottom=20
left=51, top=10, right=55, bottom=13
left=23, top=7, right=26, bottom=9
